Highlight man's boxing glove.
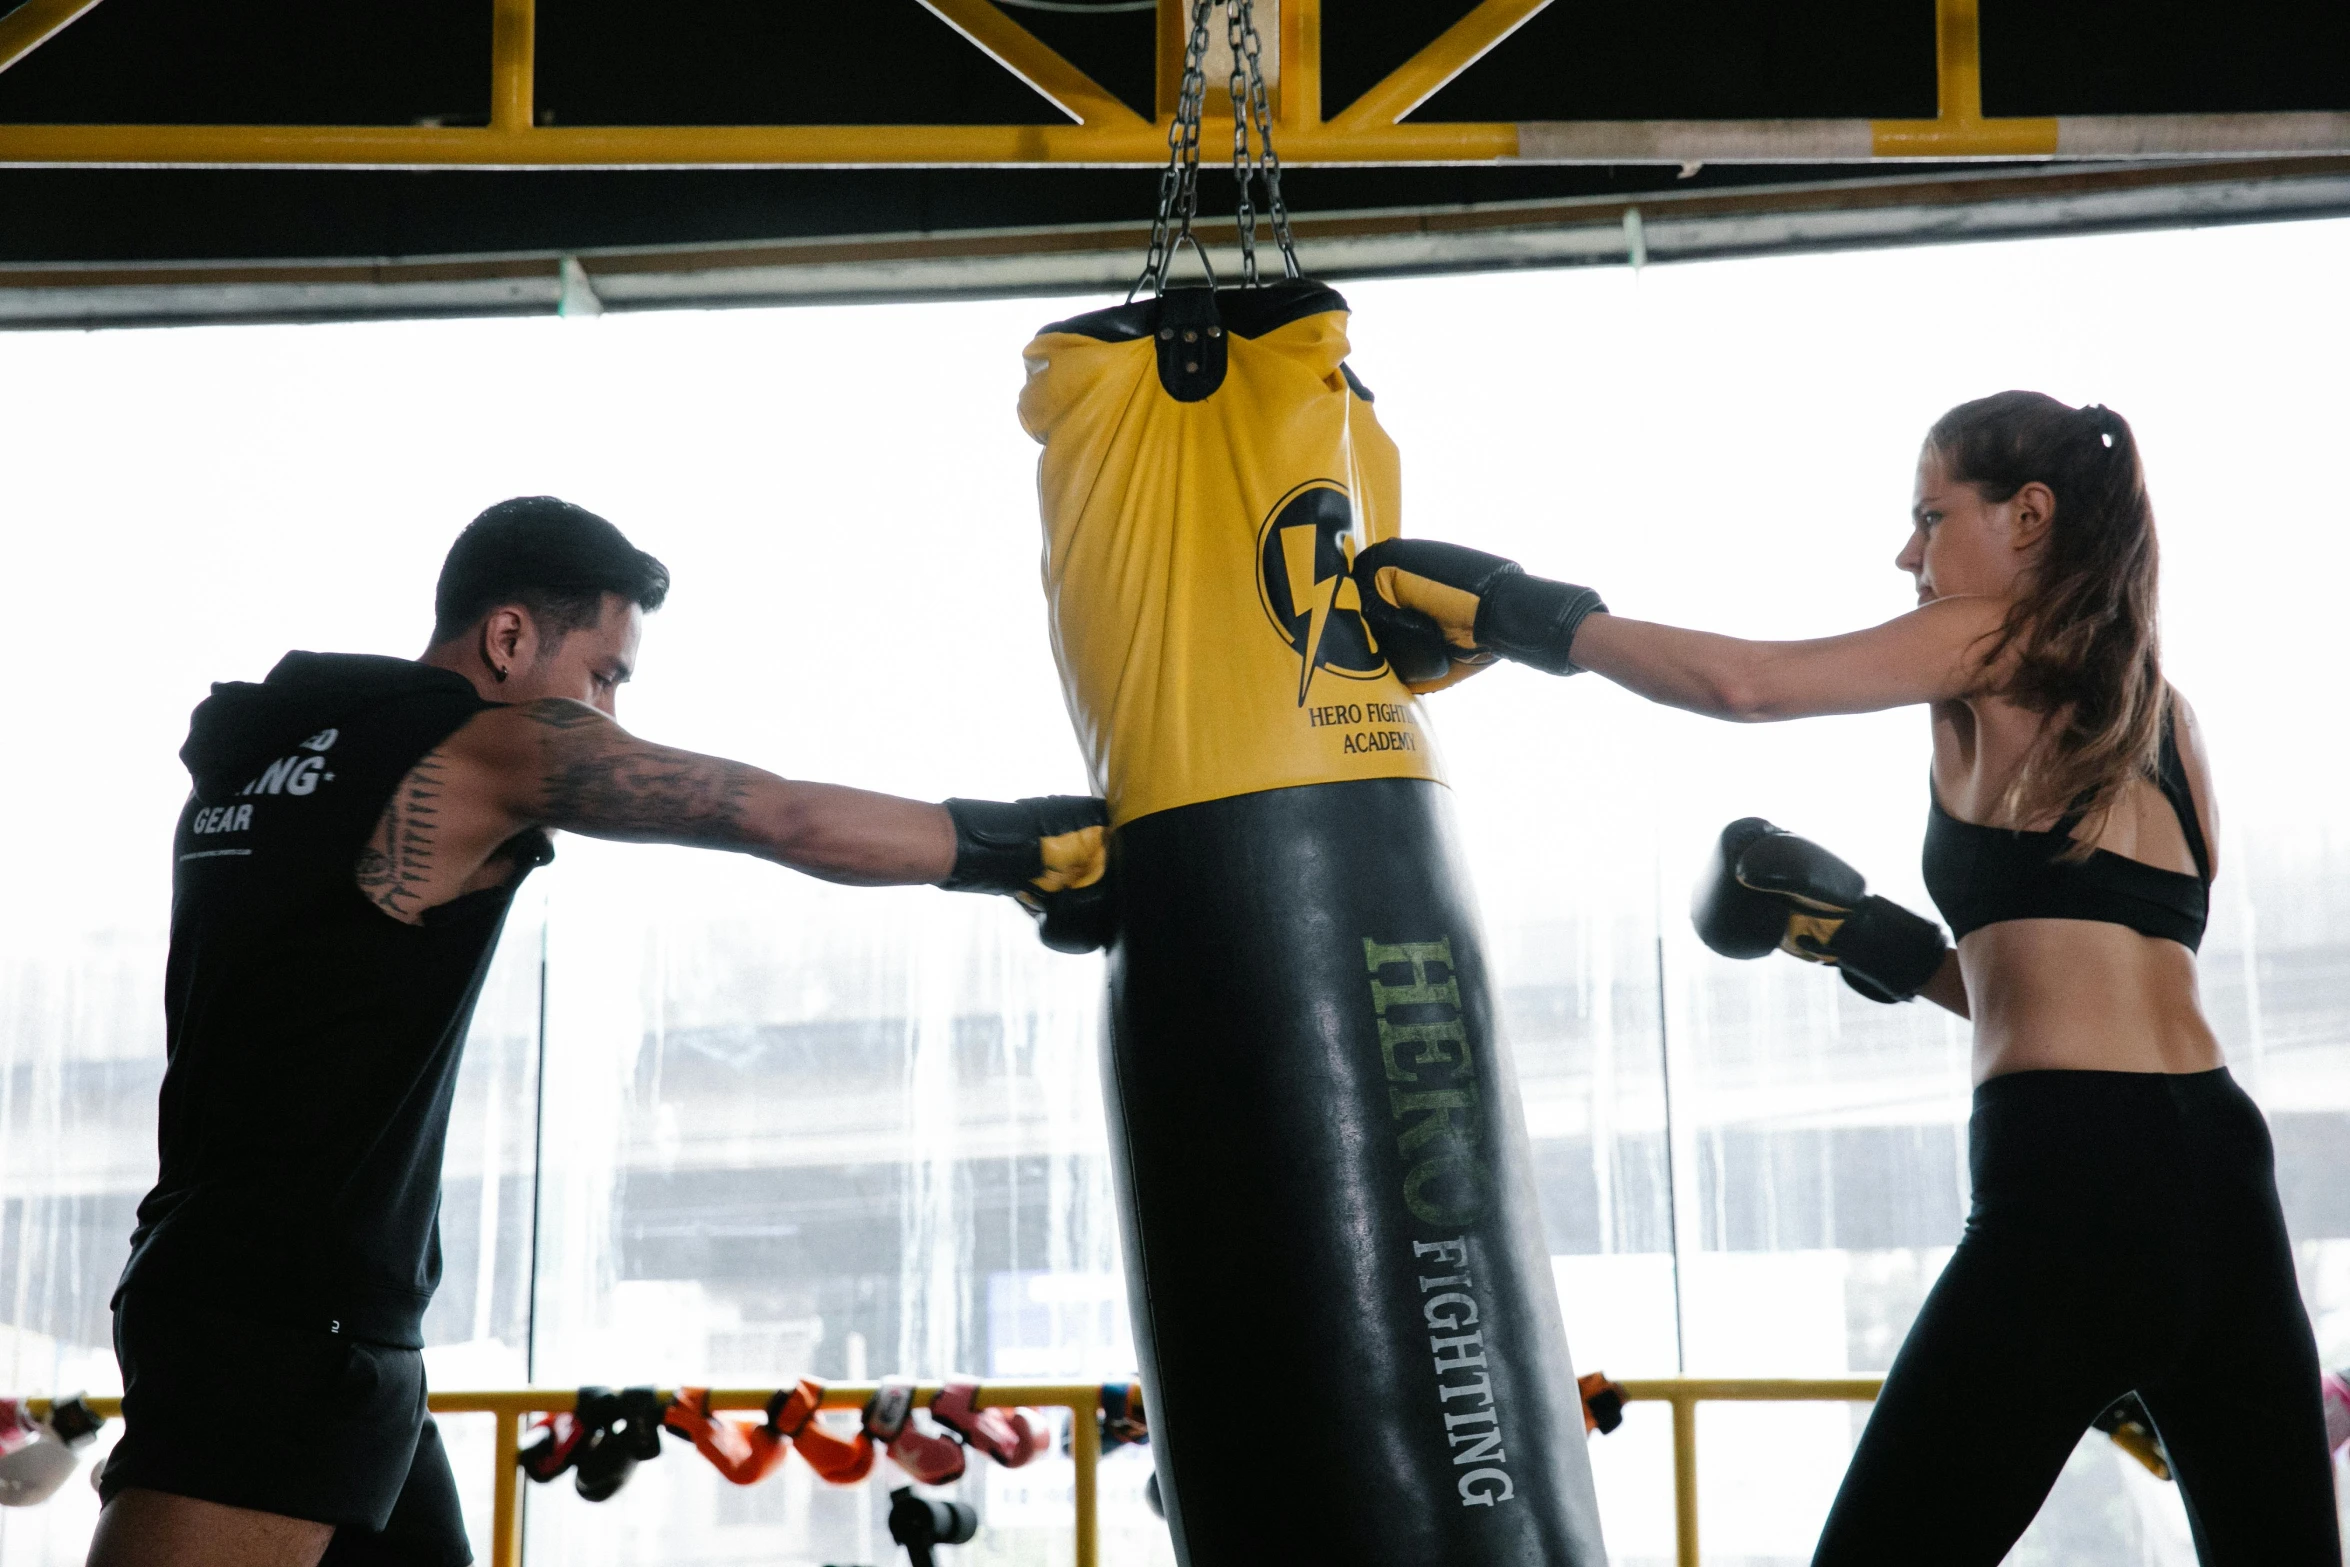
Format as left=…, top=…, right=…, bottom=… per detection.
left=1693, top=818, right=1950, bottom=1003
left=941, top=796, right=1115, bottom=954
left=1351, top=539, right=1607, bottom=687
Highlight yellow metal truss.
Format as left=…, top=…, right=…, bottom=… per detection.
left=0, top=0, right=2345, bottom=169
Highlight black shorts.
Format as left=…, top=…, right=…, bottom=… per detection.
left=103, top=1293, right=472, bottom=1567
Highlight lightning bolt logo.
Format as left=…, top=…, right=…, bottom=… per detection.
left=1256, top=479, right=1385, bottom=706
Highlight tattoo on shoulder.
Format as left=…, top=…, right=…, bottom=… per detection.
left=357, top=752, right=450, bottom=922
left=520, top=699, right=609, bottom=732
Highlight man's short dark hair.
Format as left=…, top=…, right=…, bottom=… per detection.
left=433, top=497, right=670, bottom=645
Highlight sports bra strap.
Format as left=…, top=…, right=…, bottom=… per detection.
left=2040, top=702, right=2209, bottom=882
left=2155, top=706, right=2212, bottom=882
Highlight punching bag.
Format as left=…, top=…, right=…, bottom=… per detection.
left=1019, top=278, right=1608, bottom=1566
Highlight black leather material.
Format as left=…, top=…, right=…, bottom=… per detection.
left=1040, top=277, right=1345, bottom=345
left=1691, top=817, right=1787, bottom=960
left=1109, top=779, right=1607, bottom=1567
left=1830, top=894, right=1950, bottom=1001
left=1151, top=287, right=1227, bottom=401
left=1478, top=573, right=1608, bottom=677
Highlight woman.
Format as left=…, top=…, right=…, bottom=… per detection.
left=1356, top=390, right=2339, bottom=1565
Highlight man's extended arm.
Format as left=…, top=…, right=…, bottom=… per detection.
left=359, top=700, right=1111, bottom=952
left=500, top=698, right=954, bottom=885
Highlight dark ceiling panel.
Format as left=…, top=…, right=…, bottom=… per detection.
left=1321, top=0, right=1485, bottom=122
left=536, top=0, right=1059, bottom=126
left=1413, top=0, right=1937, bottom=122
left=0, top=0, right=491, bottom=125
left=1981, top=0, right=2350, bottom=116
left=1000, top=4, right=1156, bottom=122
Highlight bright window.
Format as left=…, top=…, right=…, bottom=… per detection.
left=3, top=215, right=2346, bottom=1564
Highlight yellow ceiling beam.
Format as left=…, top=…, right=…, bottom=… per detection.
left=1325, top=0, right=1553, bottom=133
left=1872, top=0, right=2056, bottom=157
left=1279, top=0, right=1320, bottom=131
left=489, top=0, right=533, bottom=132
left=0, top=0, right=106, bottom=77
left=919, top=0, right=1147, bottom=128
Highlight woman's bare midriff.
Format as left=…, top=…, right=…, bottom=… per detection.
left=1960, top=918, right=2223, bottom=1083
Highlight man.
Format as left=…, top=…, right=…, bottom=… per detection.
left=89, top=497, right=1108, bottom=1567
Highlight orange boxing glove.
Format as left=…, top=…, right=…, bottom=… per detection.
left=664, top=1388, right=787, bottom=1485
left=1578, top=1372, right=1626, bottom=1435
left=769, top=1379, right=876, bottom=1484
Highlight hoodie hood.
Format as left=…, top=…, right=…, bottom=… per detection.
left=180, top=652, right=480, bottom=804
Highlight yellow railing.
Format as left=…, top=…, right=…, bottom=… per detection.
left=1618, top=1376, right=1886, bottom=1567
left=44, top=1375, right=1880, bottom=1567
left=38, top=1382, right=1104, bottom=1567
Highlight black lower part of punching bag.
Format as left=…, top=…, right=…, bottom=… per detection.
left=1108, top=779, right=1606, bottom=1566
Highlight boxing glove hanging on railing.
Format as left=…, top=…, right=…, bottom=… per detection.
left=769, top=1380, right=877, bottom=1484
left=1015, top=5, right=1604, bottom=1560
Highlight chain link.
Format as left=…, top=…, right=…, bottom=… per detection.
left=1227, top=1, right=1258, bottom=285
left=1132, top=0, right=1216, bottom=299
left=1235, top=0, right=1300, bottom=279
left=1132, top=0, right=1300, bottom=298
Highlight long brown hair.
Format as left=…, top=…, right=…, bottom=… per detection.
left=1927, top=391, right=2164, bottom=848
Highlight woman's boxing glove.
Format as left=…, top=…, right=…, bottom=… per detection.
left=1693, top=818, right=1950, bottom=1003
left=1351, top=539, right=1607, bottom=687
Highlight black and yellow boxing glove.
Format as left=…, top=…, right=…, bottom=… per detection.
left=1692, top=818, right=1949, bottom=1003
left=1350, top=538, right=1608, bottom=691
left=941, top=796, right=1114, bottom=954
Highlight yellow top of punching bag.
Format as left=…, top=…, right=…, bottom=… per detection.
left=1019, top=281, right=1445, bottom=828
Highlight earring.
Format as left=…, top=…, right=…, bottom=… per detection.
left=493, top=665, right=508, bottom=683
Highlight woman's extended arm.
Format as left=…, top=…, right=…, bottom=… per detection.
left=1352, top=538, right=2009, bottom=721
left=1569, top=596, right=2009, bottom=721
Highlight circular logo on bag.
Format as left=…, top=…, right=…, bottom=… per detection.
left=1256, top=479, right=1384, bottom=706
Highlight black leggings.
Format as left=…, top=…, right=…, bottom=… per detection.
left=1814, top=1068, right=2340, bottom=1566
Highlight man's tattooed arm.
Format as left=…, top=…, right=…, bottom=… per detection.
left=524, top=700, right=764, bottom=850
left=357, top=700, right=954, bottom=919
left=515, top=700, right=954, bottom=883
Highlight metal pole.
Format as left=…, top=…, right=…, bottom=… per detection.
left=490, top=0, right=535, bottom=133
left=1070, top=1393, right=1101, bottom=1567
left=1654, top=931, right=1685, bottom=1374
left=491, top=1410, right=524, bottom=1567
left=1671, top=1394, right=1699, bottom=1567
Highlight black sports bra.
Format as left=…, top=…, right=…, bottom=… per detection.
left=1922, top=711, right=2211, bottom=950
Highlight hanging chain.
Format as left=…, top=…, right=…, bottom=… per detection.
left=1133, top=0, right=1217, bottom=299
left=1227, top=2, right=1259, bottom=285
left=1133, top=0, right=1300, bottom=298
left=1234, top=0, right=1300, bottom=280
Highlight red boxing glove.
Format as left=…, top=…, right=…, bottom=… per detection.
left=518, top=1411, right=588, bottom=1482
left=769, top=1380, right=876, bottom=1485
left=891, top=1418, right=970, bottom=1485
left=864, top=1380, right=970, bottom=1486
left=932, top=1377, right=1051, bottom=1469
left=665, top=1388, right=786, bottom=1486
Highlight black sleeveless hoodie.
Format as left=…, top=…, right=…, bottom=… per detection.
left=117, top=652, right=550, bottom=1347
